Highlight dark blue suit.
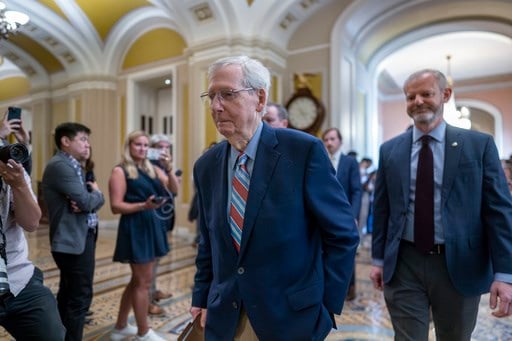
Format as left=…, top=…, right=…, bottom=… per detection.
left=335, top=154, right=362, bottom=220
left=335, top=154, right=362, bottom=293
left=373, top=124, right=512, bottom=296
left=192, top=125, right=359, bottom=340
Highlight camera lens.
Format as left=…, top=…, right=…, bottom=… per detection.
left=9, top=145, right=28, bottom=162
left=0, top=143, right=29, bottom=164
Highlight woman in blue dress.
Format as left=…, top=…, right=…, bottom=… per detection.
left=108, top=130, right=174, bottom=341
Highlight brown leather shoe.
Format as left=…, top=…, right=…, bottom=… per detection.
left=152, top=290, right=173, bottom=301
left=345, top=285, right=356, bottom=301
left=148, top=303, right=165, bottom=315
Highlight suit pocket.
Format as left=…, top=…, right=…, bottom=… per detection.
left=207, top=291, right=220, bottom=306
left=287, top=282, right=322, bottom=311
left=459, top=160, right=478, bottom=172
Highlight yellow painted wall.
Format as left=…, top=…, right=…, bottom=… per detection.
left=0, top=77, right=30, bottom=101
left=122, top=29, right=187, bottom=70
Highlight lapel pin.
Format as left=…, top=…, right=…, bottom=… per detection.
left=451, top=142, right=458, bottom=147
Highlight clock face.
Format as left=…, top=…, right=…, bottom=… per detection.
left=288, top=97, right=318, bottom=130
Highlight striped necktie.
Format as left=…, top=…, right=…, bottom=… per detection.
left=229, top=153, right=249, bottom=253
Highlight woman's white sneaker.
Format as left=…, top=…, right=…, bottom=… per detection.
left=133, top=328, right=166, bottom=341
left=110, top=324, right=137, bottom=341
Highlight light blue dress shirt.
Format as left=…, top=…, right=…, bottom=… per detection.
left=226, top=122, right=263, bottom=216
left=403, top=121, right=446, bottom=244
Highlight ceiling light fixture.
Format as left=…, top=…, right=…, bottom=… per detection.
left=443, top=55, right=471, bottom=130
left=0, top=1, right=30, bottom=40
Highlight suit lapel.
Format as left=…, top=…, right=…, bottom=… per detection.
left=394, top=132, right=412, bottom=208
left=214, top=143, right=238, bottom=256
left=442, top=125, right=463, bottom=205
left=238, top=126, right=280, bottom=260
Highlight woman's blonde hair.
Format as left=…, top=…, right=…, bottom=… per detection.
left=121, top=130, right=157, bottom=179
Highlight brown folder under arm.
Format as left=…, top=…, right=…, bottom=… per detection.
left=178, top=313, right=204, bottom=341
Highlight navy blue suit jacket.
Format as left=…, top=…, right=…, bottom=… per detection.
left=192, top=125, right=359, bottom=340
left=335, top=154, right=362, bottom=220
left=373, top=124, right=512, bottom=296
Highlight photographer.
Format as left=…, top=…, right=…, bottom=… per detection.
left=0, top=157, right=65, bottom=339
left=0, top=108, right=32, bottom=174
left=146, top=134, right=179, bottom=315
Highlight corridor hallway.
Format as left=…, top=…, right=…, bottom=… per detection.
left=3, top=227, right=510, bottom=341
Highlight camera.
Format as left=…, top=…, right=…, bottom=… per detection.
left=0, top=143, right=30, bottom=164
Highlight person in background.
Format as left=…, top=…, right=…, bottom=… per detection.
left=0, top=109, right=32, bottom=174
left=502, top=159, right=512, bottom=193
left=189, top=142, right=217, bottom=247
left=347, top=150, right=358, bottom=159
left=262, top=102, right=288, bottom=128
left=190, top=55, right=359, bottom=339
left=82, top=148, right=97, bottom=322
left=370, top=69, right=512, bottom=340
left=0, top=145, right=65, bottom=340
left=146, top=133, right=180, bottom=316
left=42, top=122, right=105, bottom=341
left=109, top=130, right=174, bottom=341
left=322, top=127, right=362, bottom=301
left=358, top=157, right=374, bottom=240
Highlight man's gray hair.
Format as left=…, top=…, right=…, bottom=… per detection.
left=403, top=69, right=449, bottom=93
left=150, top=133, right=171, bottom=147
left=208, top=55, right=271, bottom=112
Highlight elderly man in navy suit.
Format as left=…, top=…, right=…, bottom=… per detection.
left=370, top=69, right=512, bottom=341
left=322, top=127, right=362, bottom=301
left=190, top=55, right=359, bottom=340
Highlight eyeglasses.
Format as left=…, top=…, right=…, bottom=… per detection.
left=200, top=88, right=254, bottom=105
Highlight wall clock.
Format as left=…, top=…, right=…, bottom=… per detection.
left=286, top=87, right=325, bottom=134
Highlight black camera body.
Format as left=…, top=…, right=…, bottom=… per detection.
left=0, top=143, right=30, bottom=164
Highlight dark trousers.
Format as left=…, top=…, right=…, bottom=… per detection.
left=384, top=242, right=480, bottom=341
left=0, top=267, right=66, bottom=340
left=52, top=229, right=96, bottom=341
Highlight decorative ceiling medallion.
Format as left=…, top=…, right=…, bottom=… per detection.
left=300, top=0, right=318, bottom=9
left=4, top=51, right=19, bottom=61
left=279, top=13, right=297, bottom=29
left=22, top=65, right=36, bottom=76
left=247, top=0, right=255, bottom=6
left=191, top=3, right=213, bottom=22
left=44, top=36, right=59, bottom=47
left=61, top=52, right=75, bottom=63
left=25, top=23, right=37, bottom=32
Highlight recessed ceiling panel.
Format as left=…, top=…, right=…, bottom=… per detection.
left=9, top=34, right=64, bottom=73
left=76, top=0, right=151, bottom=41
left=122, top=28, right=186, bottom=70
left=0, top=77, right=30, bottom=101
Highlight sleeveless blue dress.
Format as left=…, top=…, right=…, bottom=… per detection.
left=113, top=167, right=170, bottom=263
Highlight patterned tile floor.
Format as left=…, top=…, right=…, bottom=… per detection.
left=2, top=227, right=510, bottom=340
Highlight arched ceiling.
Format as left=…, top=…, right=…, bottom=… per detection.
left=0, top=0, right=511, bottom=98
left=0, top=0, right=334, bottom=88
left=340, top=0, right=512, bottom=92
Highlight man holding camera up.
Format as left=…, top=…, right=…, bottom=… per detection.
left=0, top=110, right=65, bottom=340
left=0, top=107, right=32, bottom=174
left=42, top=122, right=105, bottom=341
